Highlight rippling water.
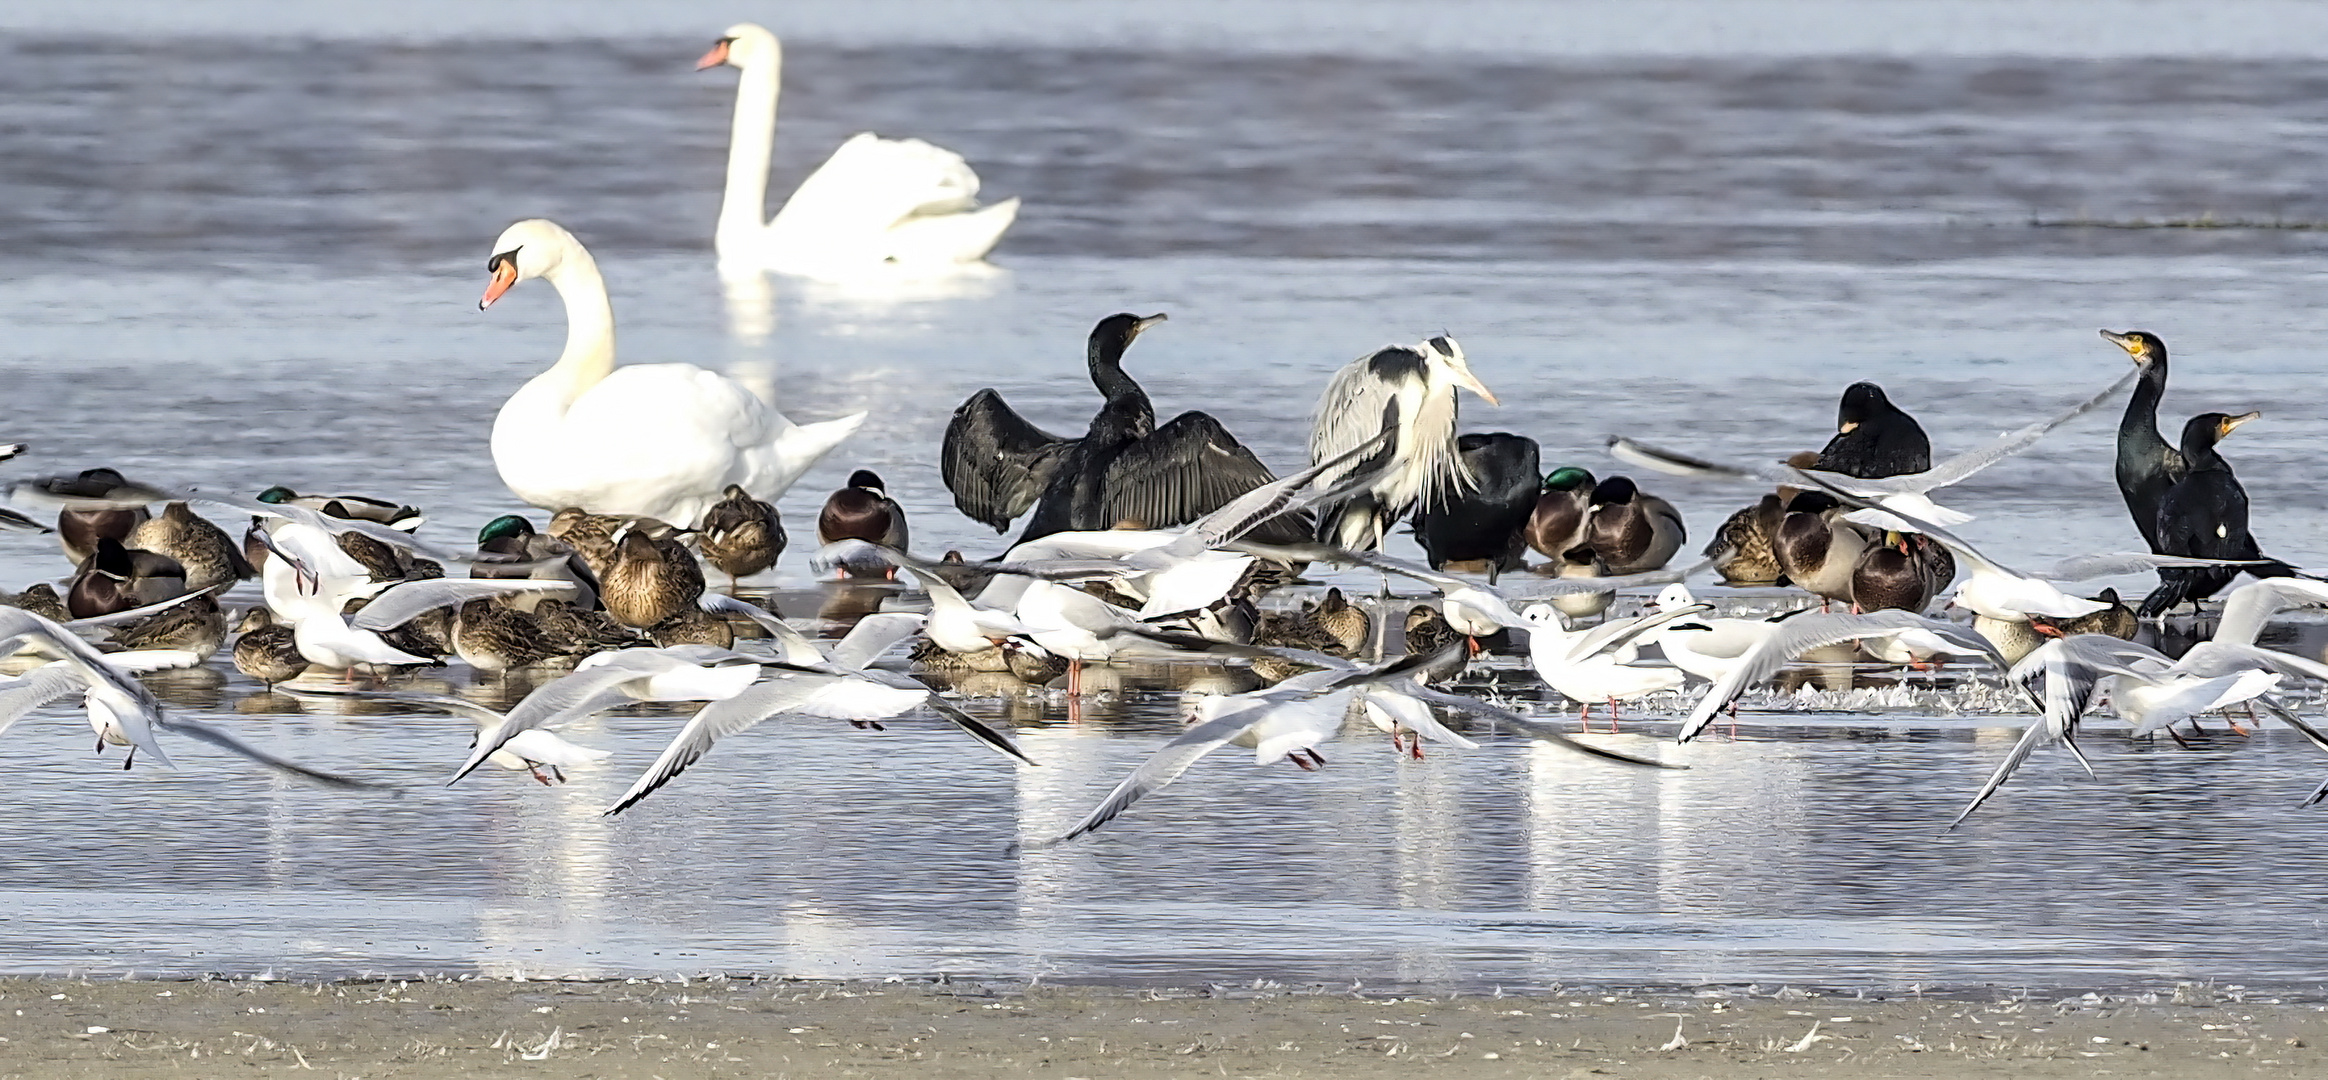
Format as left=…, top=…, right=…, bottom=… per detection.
left=2, top=2, right=2327, bottom=991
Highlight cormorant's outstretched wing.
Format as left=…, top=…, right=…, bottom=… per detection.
left=941, top=389, right=1075, bottom=533
left=1101, top=412, right=1309, bottom=542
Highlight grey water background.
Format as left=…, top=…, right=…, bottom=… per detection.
left=2, top=0, right=2328, bottom=990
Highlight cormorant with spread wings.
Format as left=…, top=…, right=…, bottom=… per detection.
left=940, top=313, right=1308, bottom=545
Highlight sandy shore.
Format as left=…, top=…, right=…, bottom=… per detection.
left=1, top=977, right=2321, bottom=1078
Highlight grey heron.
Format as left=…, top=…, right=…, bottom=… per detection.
left=1307, top=334, right=1497, bottom=550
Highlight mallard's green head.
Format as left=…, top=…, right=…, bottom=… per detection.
left=1542, top=466, right=1595, bottom=493
left=478, top=514, right=535, bottom=545
left=256, top=485, right=295, bottom=504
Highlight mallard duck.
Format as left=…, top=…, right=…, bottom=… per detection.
left=999, top=636, right=1069, bottom=684
left=473, top=515, right=600, bottom=610
left=68, top=538, right=187, bottom=619
left=0, top=583, right=69, bottom=621
left=129, top=502, right=251, bottom=593
left=548, top=507, right=686, bottom=581
left=335, top=531, right=429, bottom=582
left=601, top=525, right=706, bottom=628
left=2062, top=588, right=2140, bottom=639
left=1523, top=466, right=1596, bottom=562
left=816, top=471, right=906, bottom=577
left=1402, top=604, right=1468, bottom=684
left=530, top=597, right=637, bottom=654
left=910, top=636, right=1014, bottom=673
left=255, top=485, right=424, bottom=530
left=1580, top=476, right=1685, bottom=574
left=451, top=599, right=569, bottom=675
left=1308, top=588, right=1371, bottom=654
left=104, top=593, right=228, bottom=661
left=1705, top=491, right=1790, bottom=586
left=648, top=605, right=735, bottom=648
left=701, top=484, right=787, bottom=586
left=376, top=604, right=455, bottom=661
left=232, top=608, right=308, bottom=687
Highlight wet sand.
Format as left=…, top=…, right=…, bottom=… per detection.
left=2, top=977, right=2321, bottom=1078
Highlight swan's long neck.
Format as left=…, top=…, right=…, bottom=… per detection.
left=719, top=47, right=782, bottom=242
left=538, top=248, right=616, bottom=404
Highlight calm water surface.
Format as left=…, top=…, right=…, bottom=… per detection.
left=1, top=2, right=2326, bottom=992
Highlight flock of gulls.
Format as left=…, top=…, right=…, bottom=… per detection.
left=7, top=23, right=2328, bottom=849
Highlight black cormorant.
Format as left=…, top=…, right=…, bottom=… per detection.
left=941, top=314, right=1303, bottom=545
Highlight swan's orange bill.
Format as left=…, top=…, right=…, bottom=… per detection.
left=696, top=41, right=731, bottom=70
left=480, top=261, right=518, bottom=310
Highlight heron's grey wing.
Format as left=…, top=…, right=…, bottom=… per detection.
left=2039, top=552, right=2267, bottom=583
left=940, top=390, right=1074, bottom=534
left=0, top=506, right=50, bottom=534
left=602, top=675, right=845, bottom=815
left=1100, top=412, right=1298, bottom=536
left=1398, top=683, right=1685, bottom=769
left=0, top=664, right=89, bottom=737
left=1809, top=366, right=2138, bottom=496
left=1308, top=357, right=1405, bottom=470
left=350, top=578, right=575, bottom=630
left=1676, top=611, right=2000, bottom=742
left=862, top=669, right=1035, bottom=765
left=153, top=715, right=385, bottom=790
left=829, top=613, right=928, bottom=671
left=1018, top=703, right=1283, bottom=850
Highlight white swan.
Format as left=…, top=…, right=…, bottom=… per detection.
left=479, top=219, right=866, bottom=525
left=698, top=22, right=1020, bottom=277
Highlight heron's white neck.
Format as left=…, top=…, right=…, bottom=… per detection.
left=537, top=246, right=616, bottom=403
left=718, top=45, right=783, bottom=247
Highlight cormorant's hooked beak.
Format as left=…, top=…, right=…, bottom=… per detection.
left=1131, top=313, right=1168, bottom=338
left=2219, top=411, right=2261, bottom=439
left=2099, top=328, right=2148, bottom=361
left=696, top=37, right=735, bottom=70
left=480, top=251, right=519, bottom=310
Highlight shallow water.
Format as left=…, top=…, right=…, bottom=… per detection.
left=3, top=3, right=2328, bottom=992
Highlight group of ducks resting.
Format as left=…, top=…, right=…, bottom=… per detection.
left=3, top=303, right=2326, bottom=842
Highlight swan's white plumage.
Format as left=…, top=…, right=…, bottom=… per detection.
left=484, top=219, right=864, bottom=525
left=707, top=24, right=1018, bottom=278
